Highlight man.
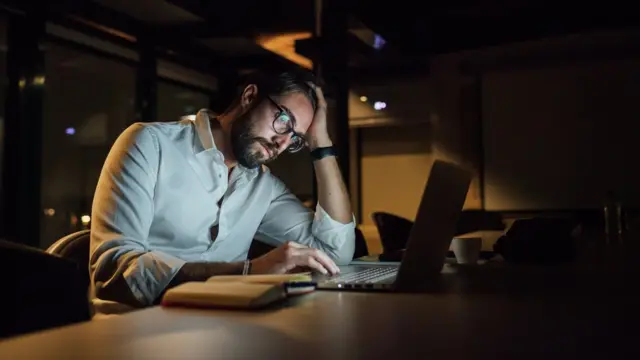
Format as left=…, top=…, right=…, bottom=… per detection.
left=89, top=70, right=355, bottom=315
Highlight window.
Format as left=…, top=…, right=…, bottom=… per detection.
left=156, top=60, right=215, bottom=121
left=40, top=42, right=136, bottom=248
left=157, top=80, right=210, bottom=121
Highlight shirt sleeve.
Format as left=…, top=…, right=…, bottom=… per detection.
left=89, top=123, right=186, bottom=307
left=255, top=176, right=356, bottom=265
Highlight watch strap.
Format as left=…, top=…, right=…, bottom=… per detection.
left=310, top=146, right=336, bottom=161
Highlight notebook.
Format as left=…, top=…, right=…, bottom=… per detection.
left=161, top=273, right=315, bottom=310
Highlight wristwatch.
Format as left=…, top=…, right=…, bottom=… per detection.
left=310, top=146, right=336, bottom=161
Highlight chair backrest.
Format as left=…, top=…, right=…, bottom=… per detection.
left=46, top=230, right=91, bottom=287
left=371, top=212, right=414, bottom=253
left=0, top=239, right=91, bottom=339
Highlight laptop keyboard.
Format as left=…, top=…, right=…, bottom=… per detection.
left=326, top=267, right=398, bottom=284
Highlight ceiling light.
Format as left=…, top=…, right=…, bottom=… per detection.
left=360, top=96, right=368, bottom=102
left=373, top=101, right=386, bottom=110
left=373, top=34, right=386, bottom=50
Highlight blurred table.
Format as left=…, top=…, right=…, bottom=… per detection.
left=1, top=273, right=639, bottom=359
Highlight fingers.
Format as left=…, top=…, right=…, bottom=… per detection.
left=309, top=249, right=340, bottom=275
left=293, top=250, right=339, bottom=275
left=284, top=246, right=327, bottom=274
left=306, top=81, right=327, bottom=108
left=283, top=242, right=340, bottom=275
left=285, top=241, right=306, bottom=249
left=305, top=257, right=329, bottom=275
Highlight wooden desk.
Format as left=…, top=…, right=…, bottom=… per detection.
left=1, top=285, right=638, bottom=359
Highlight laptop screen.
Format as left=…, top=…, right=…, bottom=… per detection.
left=393, top=160, right=472, bottom=291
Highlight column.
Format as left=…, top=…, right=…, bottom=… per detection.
left=312, top=0, right=351, bottom=201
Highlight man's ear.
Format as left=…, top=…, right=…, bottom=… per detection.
left=240, top=84, right=258, bottom=110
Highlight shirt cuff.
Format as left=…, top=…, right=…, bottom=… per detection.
left=311, top=204, right=356, bottom=247
left=123, top=251, right=187, bottom=306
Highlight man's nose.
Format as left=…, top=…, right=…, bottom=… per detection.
left=273, top=133, right=292, bottom=153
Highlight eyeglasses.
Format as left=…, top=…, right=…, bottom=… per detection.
left=267, top=97, right=306, bottom=153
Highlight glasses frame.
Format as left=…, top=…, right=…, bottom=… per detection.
left=266, top=96, right=306, bottom=153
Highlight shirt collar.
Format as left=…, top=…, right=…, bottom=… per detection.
left=193, top=109, right=216, bottom=153
left=192, top=108, right=264, bottom=178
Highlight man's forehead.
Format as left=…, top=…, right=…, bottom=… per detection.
left=274, top=92, right=314, bottom=126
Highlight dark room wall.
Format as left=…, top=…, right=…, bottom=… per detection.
left=483, top=57, right=640, bottom=211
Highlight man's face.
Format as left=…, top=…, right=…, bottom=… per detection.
left=230, top=89, right=315, bottom=168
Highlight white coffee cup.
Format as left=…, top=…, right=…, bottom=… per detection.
left=451, top=237, right=482, bottom=264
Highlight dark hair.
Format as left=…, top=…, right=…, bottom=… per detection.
left=233, top=69, right=318, bottom=112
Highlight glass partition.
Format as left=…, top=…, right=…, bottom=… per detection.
left=40, top=41, right=136, bottom=248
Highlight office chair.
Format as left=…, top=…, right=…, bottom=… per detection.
left=0, top=238, right=91, bottom=339
left=46, top=229, right=91, bottom=288
left=371, top=212, right=414, bottom=254
left=373, top=210, right=506, bottom=261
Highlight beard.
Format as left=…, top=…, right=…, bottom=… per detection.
left=230, top=109, right=279, bottom=168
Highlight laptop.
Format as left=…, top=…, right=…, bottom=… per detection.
left=316, top=160, right=472, bottom=292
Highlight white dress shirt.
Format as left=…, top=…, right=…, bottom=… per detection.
left=89, top=110, right=355, bottom=315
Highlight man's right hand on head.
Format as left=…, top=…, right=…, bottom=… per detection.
left=250, top=241, right=340, bottom=276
